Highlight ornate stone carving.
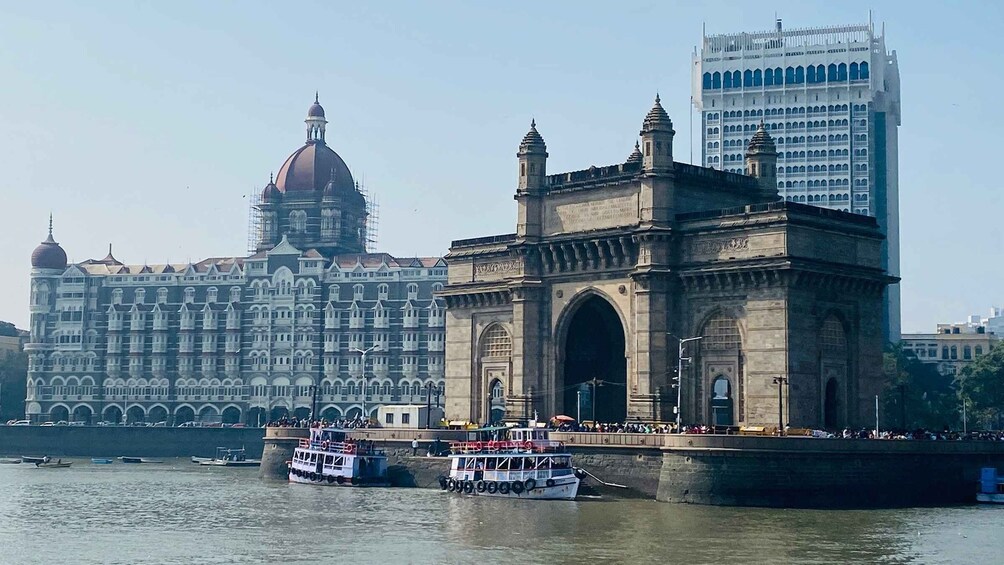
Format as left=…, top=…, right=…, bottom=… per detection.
left=474, top=259, right=522, bottom=279
left=694, top=237, right=750, bottom=255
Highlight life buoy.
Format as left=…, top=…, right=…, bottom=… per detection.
left=486, top=481, right=498, bottom=494
left=476, top=481, right=486, bottom=493
left=546, top=478, right=555, bottom=488
left=524, top=478, right=536, bottom=492
left=464, top=481, right=475, bottom=494
left=321, top=440, right=330, bottom=450
left=345, top=444, right=356, bottom=454
left=524, top=441, right=534, bottom=451
left=511, top=480, right=524, bottom=494
left=487, top=440, right=499, bottom=451
left=438, top=476, right=448, bottom=490
left=336, top=475, right=346, bottom=484
left=498, top=481, right=510, bottom=494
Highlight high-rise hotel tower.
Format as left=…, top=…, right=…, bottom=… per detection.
left=692, top=19, right=901, bottom=341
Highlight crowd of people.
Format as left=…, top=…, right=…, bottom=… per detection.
left=265, top=417, right=375, bottom=430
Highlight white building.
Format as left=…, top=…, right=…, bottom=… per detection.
left=692, top=18, right=901, bottom=341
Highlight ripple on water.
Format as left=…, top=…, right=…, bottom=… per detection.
left=0, top=461, right=1000, bottom=564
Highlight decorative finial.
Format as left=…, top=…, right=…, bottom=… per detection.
left=108, top=243, right=113, bottom=255
left=48, top=213, right=53, bottom=237
left=269, top=171, right=274, bottom=184
left=530, top=118, right=536, bottom=129
left=315, top=91, right=319, bottom=103
left=635, top=140, right=640, bottom=150
left=655, top=93, right=661, bottom=104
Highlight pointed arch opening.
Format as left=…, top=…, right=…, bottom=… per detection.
left=559, top=294, right=626, bottom=423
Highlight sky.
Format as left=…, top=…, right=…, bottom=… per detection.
left=1, top=0, right=1002, bottom=332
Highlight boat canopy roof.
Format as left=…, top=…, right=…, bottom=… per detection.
left=311, top=428, right=348, bottom=442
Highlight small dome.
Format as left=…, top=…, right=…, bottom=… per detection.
left=31, top=224, right=67, bottom=271
left=307, top=92, right=325, bottom=118
left=261, top=173, right=281, bottom=202
left=626, top=141, right=643, bottom=164
left=747, top=122, right=777, bottom=154
left=518, top=119, right=547, bottom=154
left=641, top=94, right=674, bottom=133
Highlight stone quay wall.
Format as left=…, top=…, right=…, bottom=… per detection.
left=263, top=429, right=1004, bottom=507
left=0, top=426, right=264, bottom=458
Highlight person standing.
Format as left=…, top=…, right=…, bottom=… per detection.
left=411, top=438, right=419, bottom=456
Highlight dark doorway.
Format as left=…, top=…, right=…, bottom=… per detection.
left=269, top=406, right=289, bottom=422
left=222, top=406, right=242, bottom=424
left=710, top=376, right=734, bottom=426
left=247, top=407, right=266, bottom=426
left=104, top=406, right=123, bottom=425
left=175, top=406, right=195, bottom=425
left=49, top=405, right=69, bottom=423
left=148, top=405, right=168, bottom=425
left=562, top=296, right=626, bottom=422
left=489, top=379, right=505, bottom=424
left=72, top=405, right=93, bottom=424
left=126, top=406, right=146, bottom=424
left=824, top=378, right=839, bottom=429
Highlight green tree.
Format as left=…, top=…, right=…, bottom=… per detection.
left=957, top=342, right=1004, bottom=430
left=0, top=350, right=27, bottom=421
left=882, top=344, right=958, bottom=430
left=0, top=321, right=17, bottom=337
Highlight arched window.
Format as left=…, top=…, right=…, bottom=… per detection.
left=964, top=346, right=972, bottom=360
left=712, top=72, right=721, bottom=89
left=837, top=63, right=847, bottom=81
left=859, top=61, right=869, bottom=79
left=732, top=70, right=741, bottom=87
left=723, top=71, right=733, bottom=89
left=976, top=345, right=984, bottom=357
left=828, top=63, right=837, bottom=81
left=480, top=325, right=512, bottom=359
left=703, top=72, right=712, bottom=90
left=702, top=313, right=741, bottom=350
left=849, top=62, right=859, bottom=81
left=743, top=69, right=753, bottom=87
left=753, top=69, right=762, bottom=86
left=950, top=346, right=958, bottom=360
left=795, top=66, right=804, bottom=83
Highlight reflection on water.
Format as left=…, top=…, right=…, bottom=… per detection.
left=0, top=461, right=999, bottom=564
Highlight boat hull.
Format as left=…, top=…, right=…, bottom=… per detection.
left=443, top=475, right=580, bottom=500
left=288, top=472, right=389, bottom=487
left=977, top=493, right=1004, bottom=503
left=200, top=460, right=261, bottom=467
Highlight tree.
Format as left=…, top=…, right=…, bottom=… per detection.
left=957, top=342, right=1004, bottom=430
left=882, top=344, right=958, bottom=430
left=0, top=321, right=17, bottom=337
left=0, top=350, right=27, bottom=421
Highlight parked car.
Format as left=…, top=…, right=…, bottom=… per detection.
left=40, top=422, right=55, bottom=426
left=68, top=421, right=86, bottom=426
left=152, top=421, right=167, bottom=427
left=96, top=421, right=117, bottom=426
left=55, top=421, right=69, bottom=426
left=177, top=421, right=202, bottom=428
left=7, top=420, right=30, bottom=426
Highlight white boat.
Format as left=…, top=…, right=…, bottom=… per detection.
left=978, top=467, right=1004, bottom=503
left=441, top=427, right=583, bottom=500
left=288, top=428, right=389, bottom=487
left=119, top=457, right=163, bottom=464
left=198, top=447, right=261, bottom=467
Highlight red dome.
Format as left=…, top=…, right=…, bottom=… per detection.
left=31, top=233, right=67, bottom=270
left=274, top=142, right=356, bottom=195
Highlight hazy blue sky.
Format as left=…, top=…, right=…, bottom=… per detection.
left=1, top=1, right=1002, bottom=332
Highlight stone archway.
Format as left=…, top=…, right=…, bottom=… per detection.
left=221, top=406, right=242, bottom=424
left=103, top=406, right=123, bottom=424
left=710, top=375, right=734, bottom=426
left=126, top=406, right=146, bottom=424
left=49, top=405, right=70, bottom=423
left=175, top=406, right=195, bottom=425
left=560, top=294, right=627, bottom=423
left=72, top=405, right=93, bottom=424
left=489, top=379, right=505, bottom=424
left=148, top=405, right=169, bottom=425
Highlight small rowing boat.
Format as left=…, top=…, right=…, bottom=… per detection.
left=119, top=457, right=163, bottom=464
left=0, top=458, right=21, bottom=465
left=36, top=459, right=72, bottom=469
left=91, top=458, right=114, bottom=464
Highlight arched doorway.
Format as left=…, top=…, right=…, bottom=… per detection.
left=710, top=376, right=734, bottom=426
left=103, top=406, right=123, bottom=424
left=221, top=406, right=241, bottom=424
left=489, top=379, right=505, bottom=424
left=49, top=405, right=69, bottom=423
left=824, top=378, right=839, bottom=429
left=247, top=407, right=266, bottom=426
left=198, top=406, right=219, bottom=424
left=561, top=295, right=626, bottom=423
left=72, top=405, right=93, bottom=424
left=175, top=406, right=195, bottom=425
left=269, top=406, right=289, bottom=422
left=320, top=407, right=342, bottom=422
left=293, top=407, right=311, bottom=421
left=126, top=406, right=146, bottom=424
left=148, top=405, right=168, bottom=425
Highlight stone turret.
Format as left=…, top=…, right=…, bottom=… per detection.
left=639, top=95, right=675, bottom=173
left=517, top=120, right=547, bottom=194
left=745, top=122, right=779, bottom=198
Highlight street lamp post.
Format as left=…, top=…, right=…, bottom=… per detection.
left=669, top=335, right=703, bottom=432
left=351, top=345, right=380, bottom=422
left=773, top=376, right=788, bottom=436
left=425, top=382, right=434, bottom=429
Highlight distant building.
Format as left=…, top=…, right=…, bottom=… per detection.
left=692, top=18, right=901, bottom=343
left=901, top=323, right=998, bottom=376
left=0, top=335, right=23, bottom=357
left=24, top=97, right=447, bottom=425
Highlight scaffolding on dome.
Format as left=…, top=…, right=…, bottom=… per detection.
left=247, top=189, right=263, bottom=255
left=357, top=180, right=379, bottom=253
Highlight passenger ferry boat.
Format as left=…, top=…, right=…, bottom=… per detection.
left=440, top=427, right=583, bottom=500
left=288, top=427, right=389, bottom=487
left=978, top=467, right=1004, bottom=503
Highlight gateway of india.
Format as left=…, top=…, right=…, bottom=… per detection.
left=442, top=96, right=893, bottom=429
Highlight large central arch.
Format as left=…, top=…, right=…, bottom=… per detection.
left=559, top=294, right=627, bottom=422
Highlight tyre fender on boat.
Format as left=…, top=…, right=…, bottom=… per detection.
left=476, top=481, right=486, bottom=493
left=327, top=476, right=336, bottom=484
left=464, top=480, right=475, bottom=494
left=336, top=475, right=346, bottom=485
left=511, top=480, right=524, bottom=494
left=546, top=478, right=556, bottom=488
left=350, top=476, right=359, bottom=486
left=487, top=481, right=498, bottom=494
left=524, top=478, right=536, bottom=492
left=447, top=478, right=456, bottom=492
left=498, top=481, right=510, bottom=495
left=438, top=476, right=448, bottom=490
